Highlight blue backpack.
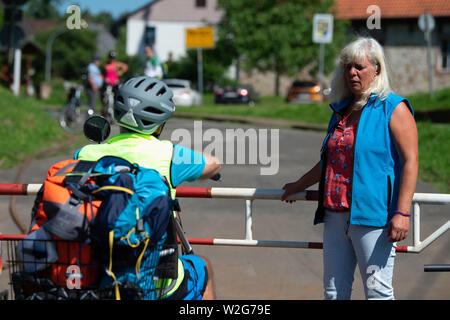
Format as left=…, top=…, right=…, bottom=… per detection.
left=87, top=156, right=175, bottom=300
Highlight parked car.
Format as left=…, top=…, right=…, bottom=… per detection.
left=286, top=80, right=323, bottom=103
left=214, top=84, right=257, bottom=106
left=163, top=79, right=202, bottom=107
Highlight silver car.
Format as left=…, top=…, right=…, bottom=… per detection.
left=163, top=79, right=202, bottom=107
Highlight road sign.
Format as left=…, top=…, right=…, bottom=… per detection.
left=312, top=14, right=334, bottom=44
left=418, top=13, right=435, bottom=32
left=185, top=27, right=214, bottom=49
left=418, top=13, right=435, bottom=98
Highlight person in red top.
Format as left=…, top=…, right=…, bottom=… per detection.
left=101, top=51, right=128, bottom=118
left=104, top=51, right=128, bottom=87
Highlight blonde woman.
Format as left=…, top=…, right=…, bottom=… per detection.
left=281, top=37, right=418, bottom=300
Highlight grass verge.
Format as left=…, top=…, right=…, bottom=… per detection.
left=0, top=86, right=83, bottom=168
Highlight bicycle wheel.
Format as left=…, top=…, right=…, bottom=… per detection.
left=59, top=102, right=93, bottom=134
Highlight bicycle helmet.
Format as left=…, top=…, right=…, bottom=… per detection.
left=114, top=76, right=175, bottom=134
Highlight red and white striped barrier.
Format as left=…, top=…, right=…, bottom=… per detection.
left=0, top=183, right=319, bottom=200
left=0, top=183, right=448, bottom=254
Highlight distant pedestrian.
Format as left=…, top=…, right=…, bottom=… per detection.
left=85, top=55, right=103, bottom=110
left=144, top=46, right=163, bottom=79
left=281, top=37, right=418, bottom=300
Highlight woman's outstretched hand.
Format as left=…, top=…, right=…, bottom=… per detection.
left=281, top=181, right=304, bottom=203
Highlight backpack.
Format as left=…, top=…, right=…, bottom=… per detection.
left=24, top=156, right=176, bottom=300
left=88, top=156, right=176, bottom=300
left=27, top=158, right=102, bottom=288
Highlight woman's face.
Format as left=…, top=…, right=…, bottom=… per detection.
left=344, top=55, right=378, bottom=99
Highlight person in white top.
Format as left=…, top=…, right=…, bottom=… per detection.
left=144, top=46, right=164, bottom=79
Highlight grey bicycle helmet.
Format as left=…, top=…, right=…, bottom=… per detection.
left=114, top=76, right=175, bottom=134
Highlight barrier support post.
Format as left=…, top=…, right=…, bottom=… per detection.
left=245, top=199, right=253, bottom=240
left=413, top=201, right=421, bottom=248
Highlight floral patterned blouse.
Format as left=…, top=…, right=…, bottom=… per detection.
left=323, top=116, right=359, bottom=211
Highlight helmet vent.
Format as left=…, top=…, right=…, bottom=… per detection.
left=143, top=106, right=164, bottom=114
left=145, top=82, right=157, bottom=92
left=141, top=119, right=154, bottom=126
left=156, top=87, right=166, bottom=96
left=134, top=78, right=146, bottom=88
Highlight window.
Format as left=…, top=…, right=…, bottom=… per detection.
left=145, top=27, right=156, bottom=46
left=196, top=0, right=206, bottom=8
left=441, top=39, right=450, bottom=72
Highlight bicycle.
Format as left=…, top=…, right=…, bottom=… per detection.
left=59, top=85, right=94, bottom=134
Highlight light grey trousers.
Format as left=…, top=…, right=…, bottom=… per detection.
left=323, top=210, right=397, bottom=300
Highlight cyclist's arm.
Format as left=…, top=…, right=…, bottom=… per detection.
left=116, top=62, right=129, bottom=77
left=171, top=144, right=221, bottom=187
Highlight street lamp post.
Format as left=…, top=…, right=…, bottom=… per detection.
left=45, top=28, right=68, bottom=83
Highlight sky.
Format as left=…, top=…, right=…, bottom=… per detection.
left=57, top=0, right=153, bottom=18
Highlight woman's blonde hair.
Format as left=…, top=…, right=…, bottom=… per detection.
left=329, top=37, right=391, bottom=109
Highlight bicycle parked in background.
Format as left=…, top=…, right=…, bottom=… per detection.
left=101, top=84, right=115, bottom=124
left=59, top=85, right=94, bottom=134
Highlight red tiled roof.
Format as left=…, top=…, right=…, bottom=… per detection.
left=334, top=0, right=450, bottom=19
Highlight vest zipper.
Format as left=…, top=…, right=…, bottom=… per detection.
left=387, top=175, right=392, bottom=211
left=349, top=107, right=364, bottom=223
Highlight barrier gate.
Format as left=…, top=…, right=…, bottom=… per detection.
left=0, top=183, right=449, bottom=256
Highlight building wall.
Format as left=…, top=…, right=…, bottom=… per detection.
left=126, top=19, right=207, bottom=61
left=332, top=18, right=450, bottom=97
left=385, top=46, right=450, bottom=96
left=126, top=0, right=223, bottom=60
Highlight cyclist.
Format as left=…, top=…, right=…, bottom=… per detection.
left=74, top=76, right=221, bottom=300
left=101, top=51, right=128, bottom=119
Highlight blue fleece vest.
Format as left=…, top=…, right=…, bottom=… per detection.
left=314, top=92, right=414, bottom=227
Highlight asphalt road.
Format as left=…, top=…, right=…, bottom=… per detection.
left=0, top=118, right=448, bottom=300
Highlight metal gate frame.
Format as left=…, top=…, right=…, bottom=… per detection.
left=1, top=184, right=449, bottom=254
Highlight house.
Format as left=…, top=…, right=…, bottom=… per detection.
left=333, top=0, right=450, bottom=96
left=122, top=0, right=223, bottom=62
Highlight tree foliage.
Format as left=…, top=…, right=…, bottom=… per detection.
left=33, top=27, right=98, bottom=82
left=24, top=0, right=62, bottom=19
left=218, top=0, right=349, bottom=95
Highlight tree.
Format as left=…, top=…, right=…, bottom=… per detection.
left=218, top=0, right=349, bottom=96
left=34, top=27, right=97, bottom=82
left=24, top=0, right=62, bottom=19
